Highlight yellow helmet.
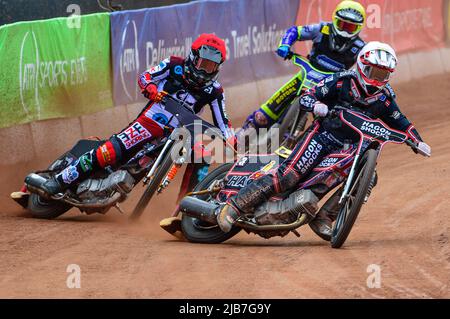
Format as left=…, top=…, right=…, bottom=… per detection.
left=332, top=0, right=366, bottom=38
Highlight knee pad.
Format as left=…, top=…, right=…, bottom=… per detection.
left=245, top=109, right=275, bottom=129
left=95, top=138, right=123, bottom=168
left=230, top=174, right=276, bottom=214
left=274, top=170, right=301, bottom=193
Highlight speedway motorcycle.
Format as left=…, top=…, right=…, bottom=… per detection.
left=178, top=106, right=420, bottom=248
left=242, top=51, right=335, bottom=151
left=12, top=95, right=227, bottom=220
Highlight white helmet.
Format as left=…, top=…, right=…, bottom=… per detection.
left=356, top=41, right=397, bottom=95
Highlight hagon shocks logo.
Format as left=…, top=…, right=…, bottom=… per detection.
left=317, top=157, right=340, bottom=168
left=226, top=175, right=249, bottom=188
left=360, top=121, right=391, bottom=140
left=117, top=122, right=151, bottom=149
left=119, top=20, right=140, bottom=102
left=296, top=139, right=323, bottom=174
left=19, top=30, right=88, bottom=117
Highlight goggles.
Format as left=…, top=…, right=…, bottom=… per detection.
left=194, top=57, right=220, bottom=74
left=335, top=19, right=360, bottom=34
left=362, top=65, right=392, bottom=86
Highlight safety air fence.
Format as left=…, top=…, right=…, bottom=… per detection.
left=0, top=0, right=448, bottom=130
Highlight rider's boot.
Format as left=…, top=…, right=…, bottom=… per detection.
left=33, top=148, right=103, bottom=196
left=309, top=190, right=341, bottom=241
left=216, top=174, right=278, bottom=233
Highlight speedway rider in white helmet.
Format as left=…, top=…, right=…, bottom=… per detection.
left=216, top=41, right=431, bottom=241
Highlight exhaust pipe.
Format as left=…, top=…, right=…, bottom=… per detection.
left=179, top=196, right=219, bottom=224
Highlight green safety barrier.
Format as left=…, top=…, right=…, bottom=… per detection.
left=0, top=13, right=113, bottom=128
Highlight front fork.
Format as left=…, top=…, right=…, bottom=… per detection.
left=143, top=138, right=175, bottom=185
left=338, top=154, right=360, bottom=205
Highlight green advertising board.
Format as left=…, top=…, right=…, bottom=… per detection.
left=0, top=13, right=113, bottom=128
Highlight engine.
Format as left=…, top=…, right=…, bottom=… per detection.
left=253, top=189, right=319, bottom=238
left=76, top=170, right=135, bottom=201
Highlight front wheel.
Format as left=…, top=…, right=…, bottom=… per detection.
left=129, top=146, right=174, bottom=220
left=331, top=149, right=378, bottom=248
left=181, top=163, right=241, bottom=244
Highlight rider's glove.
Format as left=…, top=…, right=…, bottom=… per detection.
left=276, top=45, right=290, bottom=59
left=416, top=141, right=431, bottom=157
left=141, top=83, right=159, bottom=100
left=313, top=102, right=329, bottom=117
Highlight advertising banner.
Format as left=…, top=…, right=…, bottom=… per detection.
left=294, top=0, right=445, bottom=55
left=0, top=13, right=113, bottom=128
left=110, top=0, right=300, bottom=106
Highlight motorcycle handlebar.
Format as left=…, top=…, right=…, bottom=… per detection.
left=285, top=50, right=304, bottom=61
left=322, top=107, right=418, bottom=150
left=405, top=139, right=419, bottom=150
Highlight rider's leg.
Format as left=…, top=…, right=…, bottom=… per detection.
left=37, top=113, right=165, bottom=195
left=309, top=189, right=341, bottom=241
left=241, top=72, right=303, bottom=130
left=217, top=124, right=334, bottom=233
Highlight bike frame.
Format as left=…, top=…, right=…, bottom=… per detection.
left=291, top=54, right=335, bottom=94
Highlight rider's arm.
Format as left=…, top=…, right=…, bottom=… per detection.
left=298, top=74, right=339, bottom=112
left=137, top=58, right=171, bottom=92
left=279, top=23, right=323, bottom=47
left=209, top=88, right=234, bottom=140
left=381, top=98, right=423, bottom=143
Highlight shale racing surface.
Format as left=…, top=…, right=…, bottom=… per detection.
left=0, top=74, right=449, bottom=298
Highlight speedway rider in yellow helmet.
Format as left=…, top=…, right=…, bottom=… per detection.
left=241, top=0, right=368, bottom=131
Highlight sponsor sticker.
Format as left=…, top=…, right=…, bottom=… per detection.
left=174, top=65, right=183, bottom=75
left=295, top=139, right=323, bottom=174
left=226, top=175, right=249, bottom=188
left=275, top=146, right=292, bottom=159
left=61, top=165, right=79, bottom=184
left=204, top=86, right=213, bottom=94
left=79, top=153, right=93, bottom=172
left=236, top=156, right=249, bottom=167
left=360, top=121, right=391, bottom=139
left=391, top=111, right=401, bottom=120
left=117, top=122, right=152, bottom=149
left=140, top=73, right=151, bottom=86
left=152, top=113, right=169, bottom=125
left=317, top=157, right=340, bottom=168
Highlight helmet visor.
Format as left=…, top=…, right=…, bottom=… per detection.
left=194, top=57, right=219, bottom=74
left=336, top=19, right=360, bottom=34
left=366, top=65, right=391, bottom=82
left=361, top=64, right=392, bottom=87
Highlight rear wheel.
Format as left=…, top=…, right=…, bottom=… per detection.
left=28, top=194, right=71, bottom=219
left=181, top=163, right=241, bottom=243
left=331, top=149, right=378, bottom=248
left=27, top=154, right=72, bottom=219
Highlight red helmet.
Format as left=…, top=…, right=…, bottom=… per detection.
left=184, top=34, right=226, bottom=88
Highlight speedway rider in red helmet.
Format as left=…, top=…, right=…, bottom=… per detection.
left=36, top=34, right=234, bottom=204
left=216, top=41, right=431, bottom=241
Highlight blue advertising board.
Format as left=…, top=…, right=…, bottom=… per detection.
left=110, top=0, right=299, bottom=105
